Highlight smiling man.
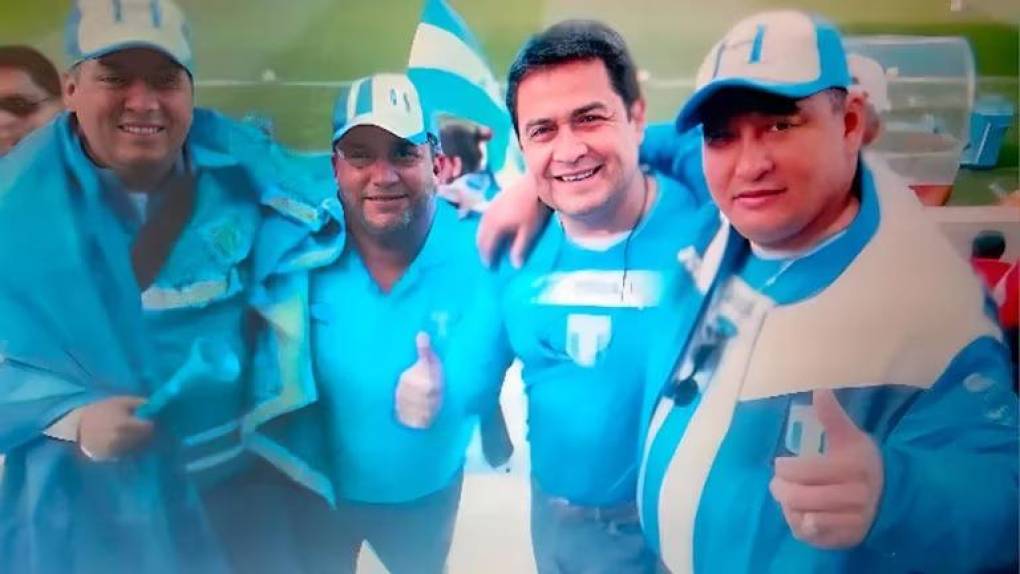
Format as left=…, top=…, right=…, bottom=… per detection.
left=64, top=47, right=193, bottom=189
left=493, top=20, right=705, bottom=573
left=0, top=1, right=340, bottom=573
left=288, top=72, right=511, bottom=574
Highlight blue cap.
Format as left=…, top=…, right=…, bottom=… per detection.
left=65, top=0, right=193, bottom=74
left=331, top=73, right=434, bottom=146
left=676, top=10, right=850, bottom=131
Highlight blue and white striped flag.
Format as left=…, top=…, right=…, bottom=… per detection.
left=407, top=0, right=524, bottom=190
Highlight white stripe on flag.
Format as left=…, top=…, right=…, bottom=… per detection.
left=408, top=22, right=502, bottom=107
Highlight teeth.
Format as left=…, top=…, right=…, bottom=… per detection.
left=557, top=168, right=597, bottom=183
left=121, top=125, right=161, bottom=135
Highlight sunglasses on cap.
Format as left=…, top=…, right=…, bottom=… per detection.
left=0, top=95, right=54, bottom=117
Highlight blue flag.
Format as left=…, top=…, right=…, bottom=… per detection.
left=407, top=0, right=524, bottom=189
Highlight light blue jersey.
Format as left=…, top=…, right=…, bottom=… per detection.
left=311, top=199, right=510, bottom=504
left=500, top=174, right=707, bottom=506
left=639, top=162, right=1019, bottom=573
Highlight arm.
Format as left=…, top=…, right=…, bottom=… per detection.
left=863, top=336, right=1018, bottom=570
left=0, top=361, right=152, bottom=460
left=476, top=173, right=550, bottom=269
left=640, top=123, right=711, bottom=206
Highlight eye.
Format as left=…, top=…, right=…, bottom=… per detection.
left=337, top=147, right=374, bottom=167
left=703, top=127, right=734, bottom=147
left=100, top=74, right=127, bottom=87
left=389, top=145, right=424, bottom=166
left=768, top=118, right=796, bottom=132
left=527, top=124, right=554, bottom=141
left=574, top=112, right=610, bottom=130
left=393, top=145, right=419, bottom=159
left=151, top=71, right=183, bottom=90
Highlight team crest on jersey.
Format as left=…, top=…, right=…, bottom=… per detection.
left=431, top=310, right=451, bottom=339
left=566, top=313, right=612, bottom=367
left=783, top=401, right=826, bottom=456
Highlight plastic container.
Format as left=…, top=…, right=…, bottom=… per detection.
left=961, top=96, right=1015, bottom=169
left=845, top=36, right=976, bottom=206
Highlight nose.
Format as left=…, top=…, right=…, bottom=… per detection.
left=550, top=127, right=588, bottom=165
left=369, top=158, right=400, bottom=187
left=733, top=133, right=773, bottom=182
left=122, top=79, right=160, bottom=114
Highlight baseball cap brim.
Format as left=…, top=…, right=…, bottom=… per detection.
left=675, top=76, right=839, bottom=132
left=75, top=40, right=192, bottom=73
left=331, top=113, right=429, bottom=146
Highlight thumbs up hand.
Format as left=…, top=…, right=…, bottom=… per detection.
left=769, top=388, right=884, bottom=549
left=395, top=332, right=444, bottom=429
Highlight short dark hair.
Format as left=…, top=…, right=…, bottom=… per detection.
left=506, top=19, right=641, bottom=135
left=440, top=121, right=484, bottom=173
left=699, top=87, right=848, bottom=133
left=0, top=45, right=61, bottom=97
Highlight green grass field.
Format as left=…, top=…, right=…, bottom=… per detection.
left=3, top=0, right=1017, bottom=197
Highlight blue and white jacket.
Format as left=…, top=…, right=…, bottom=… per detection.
left=638, top=159, right=1018, bottom=573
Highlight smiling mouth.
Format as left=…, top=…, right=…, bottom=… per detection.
left=553, top=166, right=601, bottom=183
left=734, top=188, right=785, bottom=201
left=119, top=124, right=164, bottom=136
left=365, top=194, right=409, bottom=203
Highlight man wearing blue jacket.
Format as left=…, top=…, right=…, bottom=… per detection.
left=638, top=10, right=1018, bottom=573
left=0, top=1, right=340, bottom=572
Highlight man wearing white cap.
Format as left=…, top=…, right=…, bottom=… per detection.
left=0, top=1, right=339, bottom=572
left=280, top=72, right=510, bottom=573
left=637, top=10, right=1018, bottom=573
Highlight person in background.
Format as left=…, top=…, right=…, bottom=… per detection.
left=0, top=45, right=63, bottom=155
left=971, top=230, right=1018, bottom=384
left=436, top=117, right=498, bottom=216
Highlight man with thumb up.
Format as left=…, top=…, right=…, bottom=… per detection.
left=638, top=10, right=1018, bottom=574
left=300, top=73, right=513, bottom=574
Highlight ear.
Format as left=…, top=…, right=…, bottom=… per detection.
left=629, top=98, right=648, bottom=143
left=430, top=151, right=447, bottom=186
left=331, top=152, right=343, bottom=188
left=62, top=69, right=78, bottom=110
left=841, top=91, right=868, bottom=158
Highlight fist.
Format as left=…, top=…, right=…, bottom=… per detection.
left=77, top=396, right=155, bottom=461
left=395, top=332, right=444, bottom=429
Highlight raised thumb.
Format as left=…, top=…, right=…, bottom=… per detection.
left=812, top=388, right=860, bottom=448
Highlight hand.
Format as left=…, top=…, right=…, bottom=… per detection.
left=770, top=388, right=884, bottom=549
left=395, top=332, right=444, bottom=429
left=77, top=396, right=155, bottom=460
left=437, top=182, right=488, bottom=219
left=476, top=173, right=549, bottom=269
left=479, top=405, right=514, bottom=469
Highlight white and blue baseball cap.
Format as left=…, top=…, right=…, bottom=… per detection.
left=331, top=73, right=434, bottom=146
left=676, top=10, right=850, bottom=131
left=65, top=0, right=193, bottom=74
